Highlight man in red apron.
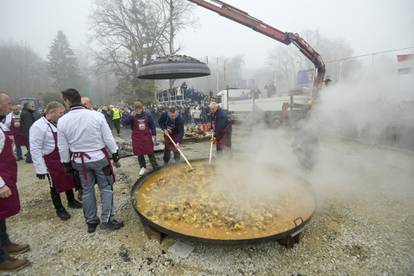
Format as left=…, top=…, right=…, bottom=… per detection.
left=58, top=89, right=123, bottom=233
left=209, top=102, right=232, bottom=155
left=157, top=107, right=184, bottom=165
left=0, top=91, right=31, bottom=272
left=122, top=101, right=159, bottom=176
left=9, top=105, right=27, bottom=161
left=29, top=101, right=82, bottom=221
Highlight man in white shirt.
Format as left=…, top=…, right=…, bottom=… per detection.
left=30, top=101, right=82, bottom=221
left=0, top=91, right=30, bottom=272
left=58, top=89, right=123, bottom=233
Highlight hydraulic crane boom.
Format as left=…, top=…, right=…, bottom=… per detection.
left=187, top=0, right=326, bottom=97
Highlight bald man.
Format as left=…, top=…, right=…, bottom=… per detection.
left=0, top=91, right=31, bottom=271
left=209, top=102, right=232, bottom=155
left=81, top=97, right=93, bottom=110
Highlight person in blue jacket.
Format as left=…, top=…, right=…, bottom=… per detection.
left=157, top=107, right=184, bottom=165
left=209, top=102, right=232, bottom=155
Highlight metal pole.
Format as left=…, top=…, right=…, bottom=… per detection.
left=216, top=57, right=219, bottom=92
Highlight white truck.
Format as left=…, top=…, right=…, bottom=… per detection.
left=215, top=88, right=311, bottom=127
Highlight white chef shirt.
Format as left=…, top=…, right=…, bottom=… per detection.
left=2, top=113, right=11, bottom=131
left=58, top=107, right=118, bottom=164
left=29, top=117, right=58, bottom=174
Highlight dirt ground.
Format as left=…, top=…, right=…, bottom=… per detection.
left=3, top=126, right=414, bottom=276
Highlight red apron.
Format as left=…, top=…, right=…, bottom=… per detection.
left=164, top=126, right=179, bottom=152
left=11, top=117, right=27, bottom=146
left=0, top=128, right=20, bottom=219
left=43, top=123, right=77, bottom=193
left=216, top=125, right=230, bottom=150
left=131, top=112, right=154, bottom=155
left=68, top=105, right=115, bottom=185
left=71, top=148, right=115, bottom=184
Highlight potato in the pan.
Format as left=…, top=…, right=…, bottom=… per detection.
left=136, top=161, right=315, bottom=240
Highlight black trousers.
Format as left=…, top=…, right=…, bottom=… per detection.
left=0, top=219, right=10, bottom=262
left=112, top=119, right=121, bottom=134
left=138, top=154, right=159, bottom=169
left=163, top=149, right=180, bottom=164
left=50, top=187, right=75, bottom=210
left=25, top=137, right=32, bottom=162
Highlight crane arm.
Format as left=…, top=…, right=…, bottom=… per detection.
left=187, top=0, right=326, bottom=93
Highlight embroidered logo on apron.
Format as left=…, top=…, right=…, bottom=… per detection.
left=138, top=119, right=146, bottom=130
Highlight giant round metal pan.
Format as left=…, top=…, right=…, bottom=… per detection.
left=137, top=55, right=211, bottom=80
left=131, top=159, right=316, bottom=244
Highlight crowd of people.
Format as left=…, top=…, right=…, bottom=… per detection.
left=0, top=88, right=232, bottom=272
left=78, top=100, right=214, bottom=136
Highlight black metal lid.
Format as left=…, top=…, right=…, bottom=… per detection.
left=137, top=55, right=211, bottom=80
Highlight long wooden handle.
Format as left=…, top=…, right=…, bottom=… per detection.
left=165, top=132, right=193, bottom=170
left=209, top=133, right=214, bottom=164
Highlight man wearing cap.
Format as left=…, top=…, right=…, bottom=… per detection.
left=158, top=107, right=184, bottom=165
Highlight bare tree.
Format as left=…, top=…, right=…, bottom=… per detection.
left=152, top=0, right=194, bottom=56
left=267, top=46, right=298, bottom=93
left=90, top=0, right=194, bottom=103
left=267, top=29, right=357, bottom=92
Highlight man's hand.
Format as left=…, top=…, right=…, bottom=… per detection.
left=112, top=151, right=120, bottom=163
left=36, top=174, right=47, bottom=180
left=176, top=143, right=180, bottom=149
left=212, top=137, right=217, bottom=144
left=63, top=163, right=74, bottom=174
left=0, top=186, right=12, bottom=198
left=163, top=129, right=170, bottom=136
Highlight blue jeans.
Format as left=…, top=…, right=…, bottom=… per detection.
left=72, top=158, right=115, bottom=224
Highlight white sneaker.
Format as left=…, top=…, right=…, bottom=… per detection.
left=139, top=167, right=146, bottom=176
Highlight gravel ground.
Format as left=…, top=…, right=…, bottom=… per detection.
left=5, top=126, right=414, bottom=276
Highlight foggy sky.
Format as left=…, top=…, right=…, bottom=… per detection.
left=1, top=0, right=413, bottom=68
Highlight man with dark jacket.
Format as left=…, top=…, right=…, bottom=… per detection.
left=209, top=102, right=232, bottom=155
left=20, top=102, right=40, bottom=163
left=101, top=106, right=112, bottom=130
left=158, top=107, right=184, bottom=165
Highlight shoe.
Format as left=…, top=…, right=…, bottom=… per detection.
left=87, top=222, right=100, bottom=233
left=25, top=159, right=33, bottom=164
left=16, top=157, right=23, bottom=161
left=3, top=243, right=30, bottom=255
left=100, top=219, right=124, bottom=231
left=139, top=167, right=147, bottom=176
left=56, top=208, right=71, bottom=221
left=0, top=256, right=31, bottom=272
left=68, top=200, right=82, bottom=209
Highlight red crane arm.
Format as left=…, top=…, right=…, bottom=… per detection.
left=187, top=0, right=326, bottom=92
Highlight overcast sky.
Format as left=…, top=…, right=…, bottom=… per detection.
left=1, top=0, right=413, bottom=68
